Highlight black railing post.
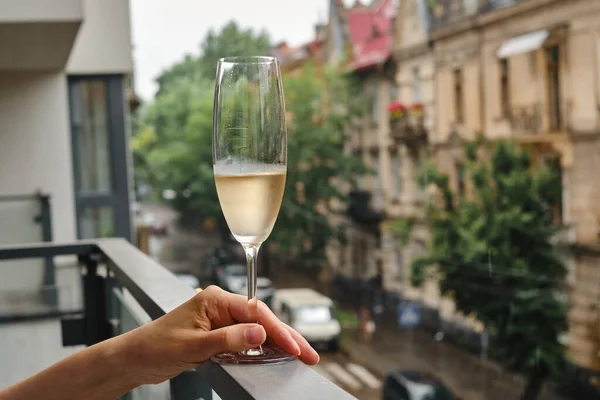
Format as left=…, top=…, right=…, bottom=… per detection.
left=170, top=372, right=214, bottom=400
left=81, top=253, right=112, bottom=346
left=38, top=193, right=57, bottom=309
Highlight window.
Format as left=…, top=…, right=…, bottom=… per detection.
left=353, top=236, right=369, bottom=276
left=545, top=45, right=561, bottom=131
left=68, top=76, right=132, bottom=241
left=395, top=247, right=404, bottom=281
left=79, top=207, right=115, bottom=239
left=391, top=152, right=402, bottom=197
left=455, top=162, right=465, bottom=197
left=372, top=153, right=383, bottom=210
left=500, top=58, right=510, bottom=117
left=371, top=84, right=379, bottom=121
left=453, top=68, right=464, bottom=123
left=390, top=82, right=399, bottom=103
left=412, top=67, right=422, bottom=102
left=70, top=80, right=112, bottom=193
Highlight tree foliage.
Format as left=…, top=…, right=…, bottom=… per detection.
left=154, top=21, right=270, bottom=96
left=412, top=138, right=567, bottom=400
left=132, top=21, right=368, bottom=265
left=273, top=63, right=368, bottom=263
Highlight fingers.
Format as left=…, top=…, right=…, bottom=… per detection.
left=223, top=292, right=302, bottom=357
left=198, top=287, right=319, bottom=364
left=198, top=323, right=266, bottom=360
left=283, top=325, right=320, bottom=365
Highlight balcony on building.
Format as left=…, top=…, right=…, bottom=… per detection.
left=496, top=27, right=571, bottom=144
left=479, top=0, right=527, bottom=14
left=0, top=0, right=83, bottom=70
left=428, top=0, right=529, bottom=32
left=427, top=0, right=479, bottom=32
left=388, top=102, right=428, bottom=153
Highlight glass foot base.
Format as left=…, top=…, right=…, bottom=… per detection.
left=211, top=345, right=296, bottom=365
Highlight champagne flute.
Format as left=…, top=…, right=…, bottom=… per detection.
left=211, top=56, right=294, bottom=364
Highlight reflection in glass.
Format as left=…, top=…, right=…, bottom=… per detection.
left=70, top=80, right=112, bottom=193
left=80, top=207, right=115, bottom=239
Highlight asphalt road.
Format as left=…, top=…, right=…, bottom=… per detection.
left=314, top=351, right=383, bottom=400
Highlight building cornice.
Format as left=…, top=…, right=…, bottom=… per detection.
left=430, top=0, right=562, bottom=42
left=393, top=42, right=432, bottom=62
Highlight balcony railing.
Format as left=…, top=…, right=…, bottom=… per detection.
left=428, top=0, right=478, bottom=31
left=479, top=0, right=524, bottom=13
left=389, top=114, right=428, bottom=152
left=507, top=104, right=542, bottom=135
left=428, top=0, right=528, bottom=31
left=0, top=239, right=354, bottom=400
left=0, top=193, right=58, bottom=319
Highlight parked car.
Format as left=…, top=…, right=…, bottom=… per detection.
left=214, top=264, right=274, bottom=305
left=214, top=264, right=246, bottom=291
left=233, top=277, right=275, bottom=307
left=382, top=370, right=459, bottom=400
left=204, top=247, right=236, bottom=281
left=272, top=288, right=341, bottom=351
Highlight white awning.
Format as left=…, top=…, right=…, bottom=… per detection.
left=497, top=29, right=550, bottom=59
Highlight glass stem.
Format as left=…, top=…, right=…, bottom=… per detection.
left=243, top=243, right=262, bottom=353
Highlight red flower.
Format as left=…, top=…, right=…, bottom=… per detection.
left=411, top=103, right=424, bottom=111
left=387, top=101, right=407, bottom=113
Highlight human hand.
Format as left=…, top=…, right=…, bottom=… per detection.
left=120, top=285, right=319, bottom=385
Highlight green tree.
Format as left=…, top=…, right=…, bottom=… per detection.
left=197, top=22, right=270, bottom=79
left=132, top=23, right=368, bottom=267
left=273, top=63, right=368, bottom=265
left=410, top=139, right=567, bottom=400
left=132, top=77, right=226, bottom=233
left=154, top=21, right=270, bottom=96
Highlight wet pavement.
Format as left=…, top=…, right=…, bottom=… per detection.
left=316, top=351, right=382, bottom=400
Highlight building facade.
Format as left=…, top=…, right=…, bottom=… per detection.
left=327, top=0, right=599, bottom=373
left=324, top=0, right=401, bottom=284
left=429, top=0, right=600, bottom=371
left=0, top=0, right=135, bottom=292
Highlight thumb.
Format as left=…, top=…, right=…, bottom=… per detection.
left=201, top=324, right=266, bottom=357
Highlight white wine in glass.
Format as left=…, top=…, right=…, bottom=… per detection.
left=211, top=56, right=294, bottom=364
left=214, top=164, right=286, bottom=245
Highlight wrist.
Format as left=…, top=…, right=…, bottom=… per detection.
left=99, top=331, right=147, bottom=392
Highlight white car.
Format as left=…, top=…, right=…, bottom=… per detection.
left=272, top=288, right=341, bottom=350
left=175, top=273, right=200, bottom=290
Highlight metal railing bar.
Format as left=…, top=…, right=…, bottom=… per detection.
left=0, top=309, right=84, bottom=324
left=0, top=239, right=357, bottom=400
left=0, top=241, right=98, bottom=261
left=0, top=194, right=44, bottom=202
left=198, top=360, right=357, bottom=400
left=97, top=238, right=195, bottom=320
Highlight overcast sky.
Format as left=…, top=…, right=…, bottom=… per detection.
left=131, top=0, right=352, bottom=100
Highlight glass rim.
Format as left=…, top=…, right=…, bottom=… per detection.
left=218, top=56, right=277, bottom=65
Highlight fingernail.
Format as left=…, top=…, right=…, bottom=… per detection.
left=245, top=326, right=264, bottom=346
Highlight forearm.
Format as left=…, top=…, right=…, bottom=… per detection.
left=0, top=332, right=142, bottom=400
